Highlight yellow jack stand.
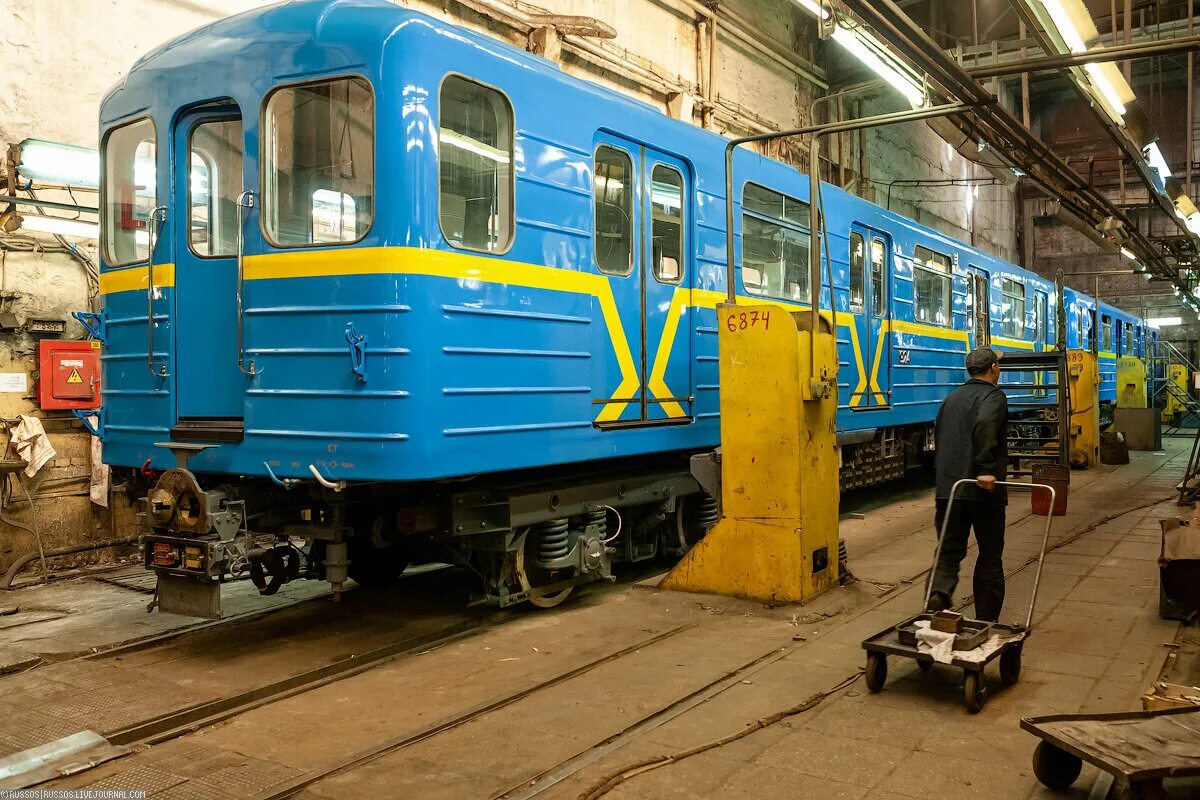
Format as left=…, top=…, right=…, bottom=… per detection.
left=1067, top=349, right=1099, bottom=469
left=661, top=304, right=840, bottom=604
left=1117, top=356, right=1148, bottom=409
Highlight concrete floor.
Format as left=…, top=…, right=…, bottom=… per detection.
left=2, top=442, right=1194, bottom=799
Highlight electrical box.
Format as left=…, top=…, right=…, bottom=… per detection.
left=38, top=340, right=101, bottom=410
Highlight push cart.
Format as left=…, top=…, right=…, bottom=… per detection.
left=1021, top=706, right=1200, bottom=796
left=860, top=478, right=1057, bottom=713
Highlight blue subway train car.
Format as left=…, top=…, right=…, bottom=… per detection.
left=95, top=0, right=1154, bottom=611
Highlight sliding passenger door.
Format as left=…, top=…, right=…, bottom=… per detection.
left=592, top=134, right=693, bottom=427
left=849, top=224, right=891, bottom=408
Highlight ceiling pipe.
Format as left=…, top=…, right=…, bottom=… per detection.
left=837, top=0, right=1171, bottom=276
left=1004, top=0, right=1200, bottom=254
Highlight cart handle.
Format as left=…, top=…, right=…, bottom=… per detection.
left=925, top=478, right=1056, bottom=632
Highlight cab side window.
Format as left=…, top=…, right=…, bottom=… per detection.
left=438, top=76, right=514, bottom=253
left=263, top=76, right=374, bottom=246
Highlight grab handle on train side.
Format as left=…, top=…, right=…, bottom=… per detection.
left=145, top=205, right=168, bottom=379
left=235, top=190, right=259, bottom=378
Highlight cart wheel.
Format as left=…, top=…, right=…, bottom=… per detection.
left=1000, top=647, right=1022, bottom=685
left=1032, top=741, right=1082, bottom=790
left=865, top=653, right=887, bottom=693
left=963, top=671, right=988, bottom=713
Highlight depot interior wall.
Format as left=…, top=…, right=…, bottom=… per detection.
left=0, top=0, right=1011, bottom=572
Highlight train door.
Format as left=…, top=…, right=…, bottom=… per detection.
left=592, top=135, right=692, bottom=427
left=965, top=267, right=990, bottom=347
left=170, top=107, right=246, bottom=440
left=1034, top=291, right=1048, bottom=350
left=849, top=224, right=891, bottom=407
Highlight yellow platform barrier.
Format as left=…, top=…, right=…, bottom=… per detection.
left=1067, top=349, right=1099, bottom=469
left=1117, top=356, right=1148, bottom=409
left=661, top=304, right=840, bottom=604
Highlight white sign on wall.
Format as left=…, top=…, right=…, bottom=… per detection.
left=0, top=373, right=27, bottom=393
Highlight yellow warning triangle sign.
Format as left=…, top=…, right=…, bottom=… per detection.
left=66, top=368, right=83, bottom=384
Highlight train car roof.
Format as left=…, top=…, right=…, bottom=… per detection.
left=103, top=0, right=1129, bottom=320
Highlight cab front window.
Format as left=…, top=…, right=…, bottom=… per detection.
left=101, top=118, right=157, bottom=266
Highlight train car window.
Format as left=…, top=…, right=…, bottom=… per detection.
left=187, top=120, right=243, bottom=258
left=593, top=146, right=634, bottom=276
left=1125, top=322, right=1134, bottom=354
left=871, top=238, right=886, bottom=316
left=849, top=233, right=865, bottom=312
left=101, top=118, right=157, bottom=267
left=912, top=246, right=951, bottom=325
left=1101, top=314, right=1113, bottom=352
left=651, top=165, right=684, bottom=284
left=741, top=183, right=810, bottom=302
left=1000, top=278, right=1025, bottom=338
left=437, top=76, right=512, bottom=253
left=263, top=76, right=374, bottom=247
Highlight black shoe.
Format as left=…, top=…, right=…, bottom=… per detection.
left=926, top=591, right=951, bottom=613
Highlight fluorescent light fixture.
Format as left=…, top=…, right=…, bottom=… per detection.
left=1145, top=142, right=1173, bottom=180
left=1187, top=213, right=1200, bottom=236
left=19, top=214, right=99, bottom=239
left=18, top=139, right=100, bottom=188
left=1039, top=2, right=1131, bottom=121
left=1040, top=0, right=1087, bottom=51
left=1120, top=247, right=1137, bottom=260
left=830, top=26, right=926, bottom=108
left=1083, top=63, right=1127, bottom=116
left=1143, top=272, right=1154, bottom=281
left=788, top=0, right=830, bottom=20
left=1146, top=316, right=1182, bottom=327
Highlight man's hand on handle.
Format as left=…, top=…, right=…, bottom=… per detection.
left=976, top=474, right=996, bottom=491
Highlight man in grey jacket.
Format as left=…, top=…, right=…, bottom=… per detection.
left=928, top=346, right=1008, bottom=622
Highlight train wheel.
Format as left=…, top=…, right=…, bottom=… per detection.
left=348, top=515, right=410, bottom=586
left=676, top=492, right=718, bottom=552
left=514, top=528, right=575, bottom=609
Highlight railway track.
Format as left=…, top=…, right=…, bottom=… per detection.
left=19, top=460, right=1180, bottom=799
left=254, top=486, right=1183, bottom=800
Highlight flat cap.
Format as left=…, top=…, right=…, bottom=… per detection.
left=966, top=346, right=1002, bottom=374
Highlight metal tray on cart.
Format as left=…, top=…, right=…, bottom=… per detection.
left=860, top=478, right=1057, bottom=713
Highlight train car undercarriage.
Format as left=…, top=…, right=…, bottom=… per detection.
left=138, top=445, right=719, bottom=618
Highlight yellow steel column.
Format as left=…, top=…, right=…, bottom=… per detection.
left=1067, top=349, right=1099, bottom=469
left=661, top=304, right=840, bottom=604
left=1116, top=355, right=1148, bottom=408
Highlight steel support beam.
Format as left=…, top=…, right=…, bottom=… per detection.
left=965, top=34, right=1200, bottom=79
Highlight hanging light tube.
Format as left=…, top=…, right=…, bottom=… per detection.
left=829, top=25, right=926, bottom=108
left=17, top=139, right=100, bottom=189
left=789, top=2, right=925, bottom=107
left=1145, top=142, right=1173, bottom=180
left=18, top=214, right=99, bottom=240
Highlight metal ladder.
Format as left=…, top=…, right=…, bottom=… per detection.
left=1151, top=340, right=1200, bottom=434
left=998, top=349, right=1070, bottom=478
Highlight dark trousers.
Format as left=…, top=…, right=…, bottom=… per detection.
left=930, top=498, right=1006, bottom=622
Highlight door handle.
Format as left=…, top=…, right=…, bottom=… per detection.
left=145, top=205, right=168, bottom=379
left=235, top=190, right=259, bottom=377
